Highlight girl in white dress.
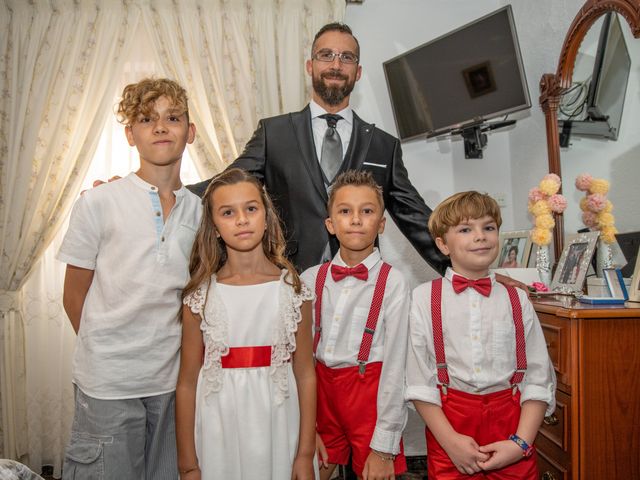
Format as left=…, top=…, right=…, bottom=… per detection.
left=176, top=168, right=316, bottom=479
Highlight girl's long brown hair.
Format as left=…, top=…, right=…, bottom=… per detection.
left=182, top=168, right=302, bottom=303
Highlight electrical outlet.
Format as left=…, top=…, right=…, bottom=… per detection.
left=493, top=193, right=507, bottom=208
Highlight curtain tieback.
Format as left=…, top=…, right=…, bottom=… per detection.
left=0, top=290, right=22, bottom=312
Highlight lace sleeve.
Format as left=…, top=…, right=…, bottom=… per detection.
left=271, top=276, right=314, bottom=404
left=296, top=281, right=314, bottom=305
left=183, top=282, right=208, bottom=316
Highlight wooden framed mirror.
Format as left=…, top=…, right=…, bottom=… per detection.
left=539, top=0, right=640, bottom=261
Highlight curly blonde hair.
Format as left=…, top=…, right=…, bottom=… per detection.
left=428, top=191, right=502, bottom=239
left=116, top=78, right=189, bottom=126
left=182, top=169, right=302, bottom=304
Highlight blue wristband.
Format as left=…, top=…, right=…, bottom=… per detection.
left=509, top=434, right=534, bottom=457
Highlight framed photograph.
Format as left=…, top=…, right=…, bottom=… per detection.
left=492, top=230, right=532, bottom=269
left=550, top=231, right=599, bottom=294
left=462, top=61, right=497, bottom=98
left=526, top=244, right=539, bottom=268
left=629, top=247, right=640, bottom=303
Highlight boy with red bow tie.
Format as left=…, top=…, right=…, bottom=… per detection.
left=405, top=191, right=556, bottom=480
left=301, top=170, right=409, bottom=480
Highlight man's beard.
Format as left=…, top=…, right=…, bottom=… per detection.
left=312, top=70, right=356, bottom=106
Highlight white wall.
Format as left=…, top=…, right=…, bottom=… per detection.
left=346, top=0, right=510, bottom=285
left=507, top=0, right=640, bottom=236
left=345, top=0, right=639, bottom=284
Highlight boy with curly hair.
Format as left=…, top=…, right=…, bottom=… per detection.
left=58, top=78, right=200, bottom=479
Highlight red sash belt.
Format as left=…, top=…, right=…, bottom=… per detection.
left=221, top=346, right=272, bottom=368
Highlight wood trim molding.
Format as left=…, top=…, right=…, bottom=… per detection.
left=539, top=0, right=640, bottom=260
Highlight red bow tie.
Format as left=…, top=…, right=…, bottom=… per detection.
left=331, top=263, right=368, bottom=282
left=451, top=274, right=492, bottom=297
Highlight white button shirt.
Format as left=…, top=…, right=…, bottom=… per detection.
left=406, top=268, right=556, bottom=416
left=301, top=249, right=409, bottom=454
left=57, top=173, right=202, bottom=399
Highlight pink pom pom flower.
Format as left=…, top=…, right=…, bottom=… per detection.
left=575, top=173, right=593, bottom=192
left=548, top=194, right=567, bottom=214
left=530, top=282, right=549, bottom=292
left=528, top=187, right=545, bottom=203
left=543, top=173, right=561, bottom=186
left=582, top=211, right=598, bottom=228
left=585, top=193, right=607, bottom=212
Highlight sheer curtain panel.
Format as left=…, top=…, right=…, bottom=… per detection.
left=0, top=0, right=140, bottom=464
left=140, top=0, right=345, bottom=179
left=2, top=0, right=345, bottom=474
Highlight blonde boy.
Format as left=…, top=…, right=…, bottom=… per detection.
left=301, top=170, right=409, bottom=480
left=406, top=191, right=556, bottom=480
left=58, top=78, right=200, bottom=479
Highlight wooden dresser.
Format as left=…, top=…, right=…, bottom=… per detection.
left=532, top=297, right=640, bottom=480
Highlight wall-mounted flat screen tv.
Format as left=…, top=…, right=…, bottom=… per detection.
left=383, top=5, right=531, bottom=141
left=559, top=12, right=630, bottom=141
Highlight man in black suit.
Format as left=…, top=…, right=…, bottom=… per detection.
left=190, top=22, right=448, bottom=274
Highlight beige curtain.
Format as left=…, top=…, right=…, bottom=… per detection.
left=140, top=0, right=345, bottom=179
left=0, top=0, right=141, bottom=462
left=3, top=0, right=345, bottom=473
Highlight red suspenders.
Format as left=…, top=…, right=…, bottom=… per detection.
left=313, top=261, right=392, bottom=374
left=430, top=277, right=527, bottom=396
left=312, top=262, right=331, bottom=353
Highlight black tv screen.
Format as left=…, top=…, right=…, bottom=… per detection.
left=383, top=5, right=531, bottom=140
left=560, top=12, right=631, bottom=140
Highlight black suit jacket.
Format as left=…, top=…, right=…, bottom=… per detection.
left=189, top=105, right=449, bottom=273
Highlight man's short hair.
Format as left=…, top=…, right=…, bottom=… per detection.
left=312, top=22, right=360, bottom=58
left=117, top=78, right=189, bottom=127
left=327, top=170, right=384, bottom=212
left=428, top=191, right=502, bottom=239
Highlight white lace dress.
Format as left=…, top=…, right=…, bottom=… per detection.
left=183, top=271, right=313, bottom=479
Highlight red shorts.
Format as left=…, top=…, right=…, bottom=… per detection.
left=315, top=361, right=407, bottom=476
left=426, top=387, right=538, bottom=480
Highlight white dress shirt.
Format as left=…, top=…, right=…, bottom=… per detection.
left=57, top=173, right=202, bottom=399
left=301, top=249, right=409, bottom=454
left=406, top=268, right=556, bottom=416
left=310, top=99, right=353, bottom=164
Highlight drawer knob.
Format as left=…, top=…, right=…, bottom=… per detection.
left=542, top=472, right=557, bottom=480
left=543, top=413, right=559, bottom=426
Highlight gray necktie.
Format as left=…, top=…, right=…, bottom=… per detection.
left=319, top=114, right=343, bottom=182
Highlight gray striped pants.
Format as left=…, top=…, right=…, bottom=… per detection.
left=62, top=386, right=178, bottom=480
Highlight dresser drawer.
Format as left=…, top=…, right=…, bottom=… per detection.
left=538, top=389, right=570, bottom=452
left=537, top=448, right=570, bottom=480
left=538, top=313, right=571, bottom=390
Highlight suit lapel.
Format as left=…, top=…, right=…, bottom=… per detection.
left=291, top=105, right=328, bottom=202
left=344, top=111, right=374, bottom=171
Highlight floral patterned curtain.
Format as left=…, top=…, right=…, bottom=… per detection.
left=1, top=0, right=344, bottom=474
left=140, top=0, right=345, bottom=179
left=0, top=0, right=141, bottom=463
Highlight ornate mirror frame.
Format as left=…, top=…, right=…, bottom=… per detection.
left=539, top=0, right=640, bottom=260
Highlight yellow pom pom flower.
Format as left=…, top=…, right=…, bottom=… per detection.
left=577, top=174, right=617, bottom=243
left=539, top=178, right=560, bottom=196
left=535, top=214, right=555, bottom=230
left=600, top=226, right=618, bottom=244
left=529, top=176, right=567, bottom=248
left=529, top=200, right=551, bottom=217
left=596, top=212, right=615, bottom=228
left=589, top=178, right=610, bottom=195
left=579, top=197, right=588, bottom=211
left=531, top=228, right=552, bottom=246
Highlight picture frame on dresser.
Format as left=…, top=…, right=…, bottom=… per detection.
left=550, top=231, right=599, bottom=294
left=628, top=247, right=640, bottom=303
left=491, top=230, right=532, bottom=269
